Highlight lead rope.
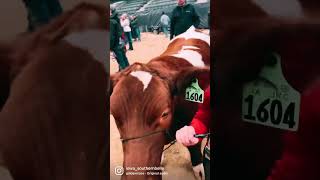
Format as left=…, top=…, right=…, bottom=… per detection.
left=120, top=130, right=166, bottom=143
left=163, top=139, right=177, bottom=152
left=163, top=130, right=176, bottom=152
left=162, top=133, right=211, bottom=152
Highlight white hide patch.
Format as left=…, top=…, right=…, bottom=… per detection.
left=0, top=166, right=13, bottom=180
left=171, top=45, right=205, bottom=67
left=130, top=71, right=153, bottom=91
left=64, top=30, right=109, bottom=68
left=252, top=0, right=304, bottom=18
left=170, top=26, right=210, bottom=45
left=181, top=45, right=200, bottom=50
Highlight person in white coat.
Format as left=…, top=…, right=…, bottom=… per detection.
left=160, top=12, right=170, bottom=38
left=120, top=13, right=134, bottom=50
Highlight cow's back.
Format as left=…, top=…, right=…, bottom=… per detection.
left=150, top=26, right=210, bottom=67
left=147, top=26, right=211, bottom=137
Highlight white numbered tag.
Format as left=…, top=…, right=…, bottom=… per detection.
left=185, top=79, right=204, bottom=103
left=242, top=53, right=300, bottom=131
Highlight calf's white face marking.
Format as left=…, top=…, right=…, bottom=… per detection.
left=171, top=45, right=205, bottom=67
left=64, top=30, right=109, bottom=68
left=170, top=25, right=210, bottom=45
left=252, top=0, right=304, bottom=18
left=130, top=71, right=153, bottom=91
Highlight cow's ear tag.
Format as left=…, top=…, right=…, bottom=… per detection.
left=185, top=78, right=204, bottom=103
left=242, top=53, right=301, bottom=131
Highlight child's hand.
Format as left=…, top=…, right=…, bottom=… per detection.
left=176, top=126, right=199, bottom=146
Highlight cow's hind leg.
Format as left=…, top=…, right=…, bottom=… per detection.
left=188, top=144, right=205, bottom=180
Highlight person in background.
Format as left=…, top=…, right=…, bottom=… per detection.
left=208, top=10, right=210, bottom=27
left=22, top=0, right=63, bottom=32
left=176, top=86, right=211, bottom=180
left=160, top=12, right=170, bottom=38
left=170, top=0, right=200, bottom=40
left=120, top=13, right=134, bottom=50
left=110, top=9, right=129, bottom=71
left=129, top=16, right=137, bottom=40
left=130, top=15, right=141, bottom=41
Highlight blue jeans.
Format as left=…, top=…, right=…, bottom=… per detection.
left=203, top=146, right=210, bottom=180
left=203, top=137, right=210, bottom=180
left=125, top=32, right=133, bottom=50
left=162, top=25, right=169, bottom=38
left=134, top=27, right=141, bottom=41
left=112, top=46, right=129, bottom=71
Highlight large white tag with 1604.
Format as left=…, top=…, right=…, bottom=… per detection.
left=242, top=53, right=300, bottom=131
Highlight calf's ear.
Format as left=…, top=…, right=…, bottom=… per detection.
left=41, top=5, right=107, bottom=43
left=215, top=19, right=320, bottom=96
left=170, top=66, right=210, bottom=96
left=109, top=73, right=120, bottom=96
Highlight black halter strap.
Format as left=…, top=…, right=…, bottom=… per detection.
left=120, top=130, right=167, bottom=143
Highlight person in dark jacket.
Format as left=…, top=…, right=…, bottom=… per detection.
left=22, top=0, right=63, bottom=32
left=170, top=0, right=200, bottom=40
left=110, top=9, right=129, bottom=71
left=129, top=16, right=137, bottom=40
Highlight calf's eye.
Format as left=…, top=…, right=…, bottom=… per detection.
left=161, top=112, right=169, bottom=117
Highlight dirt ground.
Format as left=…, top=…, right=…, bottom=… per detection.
left=110, top=32, right=208, bottom=180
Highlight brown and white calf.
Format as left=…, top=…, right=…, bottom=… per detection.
left=0, top=3, right=109, bottom=180
left=110, top=26, right=210, bottom=180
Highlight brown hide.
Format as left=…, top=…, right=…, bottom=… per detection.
left=214, top=0, right=320, bottom=29
left=9, top=3, right=108, bottom=79
left=0, top=3, right=108, bottom=180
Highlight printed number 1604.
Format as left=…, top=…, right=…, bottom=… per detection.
left=243, top=95, right=296, bottom=128
left=186, top=92, right=203, bottom=102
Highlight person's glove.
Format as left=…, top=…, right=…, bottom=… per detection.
left=176, top=126, right=199, bottom=146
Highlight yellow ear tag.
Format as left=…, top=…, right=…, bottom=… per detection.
left=185, top=78, right=204, bottom=103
